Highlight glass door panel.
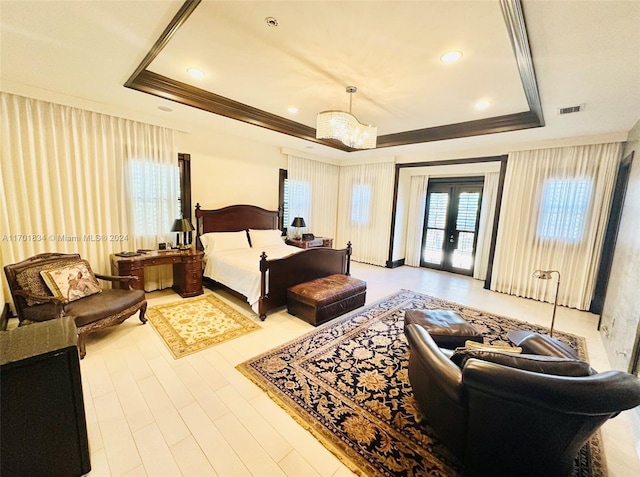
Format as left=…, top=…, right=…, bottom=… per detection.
left=421, top=180, right=483, bottom=276
left=422, top=192, right=448, bottom=265
left=450, top=191, right=481, bottom=271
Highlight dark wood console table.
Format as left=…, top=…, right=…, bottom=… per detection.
left=110, top=249, right=203, bottom=298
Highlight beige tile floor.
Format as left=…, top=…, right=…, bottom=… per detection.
left=77, top=263, right=640, bottom=476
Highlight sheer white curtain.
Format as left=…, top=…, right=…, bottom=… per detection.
left=336, top=161, right=395, bottom=266
left=491, top=143, right=622, bottom=309
left=287, top=155, right=339, bottom=238
left=0, top=93, right=177, bottom=300
left=126, top=127, right=178, bottom=291
left=405, top=175, right=429, bottom=267
left=473, top=172, right=500, bottom=280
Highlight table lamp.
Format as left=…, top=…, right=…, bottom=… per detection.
left=290, top=217, right=306, bottom=239
left=171, top=219, right=195, bottom=250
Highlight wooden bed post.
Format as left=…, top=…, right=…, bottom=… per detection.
left=259, top=252, right=268, bottom=321
left=346, top=242, right=352, bottom=276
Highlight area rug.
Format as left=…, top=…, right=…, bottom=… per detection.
left=237, top=289, right=606, bottom=477
left=147, top=294, right=260, bottom=358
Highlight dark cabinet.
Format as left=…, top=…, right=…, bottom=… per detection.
left=1, top=317, right=91, bottom=477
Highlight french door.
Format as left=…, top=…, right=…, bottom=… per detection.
left=420, top=178, right=483, bottom=276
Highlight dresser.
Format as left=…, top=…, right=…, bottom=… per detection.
left=286, top=237, right=333, bottom=249
left=110, top=249, right=203, bottom=298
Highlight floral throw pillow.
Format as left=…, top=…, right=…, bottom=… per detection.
left=40, top=260, right=102, bottom=302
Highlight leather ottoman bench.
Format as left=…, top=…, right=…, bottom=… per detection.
left=404, top=309, right=483, bottom=349
left=287, top=274, right=366, bottom=326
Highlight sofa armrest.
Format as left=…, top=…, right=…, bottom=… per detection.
left=405, top=324, right=464, bottom=402
left=95, top=274, right=139, bottom=290
left=14, top=289, right=65, bottom=306
left=463, top=359, right=640, bottom=415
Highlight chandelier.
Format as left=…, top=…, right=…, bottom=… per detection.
left=316, top=86, right=377, bottom=149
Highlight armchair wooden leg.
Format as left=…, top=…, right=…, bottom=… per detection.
left=139, top=302, right=148, bottom=324
left=77, top=333, right=87, bottom=359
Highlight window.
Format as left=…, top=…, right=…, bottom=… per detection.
left=538, top=179, right=592, bottom=241
left=286, top=179, right=311, bottom=228
left=130, top=159, right=179, bottom=237
left=278, top=169, right=288, bottom=230
left=351, top=184, right=371, bottom=225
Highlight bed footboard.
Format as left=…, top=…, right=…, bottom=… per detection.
left=258, top=243, right=352, bottom=320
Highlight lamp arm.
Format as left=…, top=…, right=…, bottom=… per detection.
left=550, top=271, right=560, bottom=337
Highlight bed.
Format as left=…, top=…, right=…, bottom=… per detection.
left=195, top=204, right=352, bottom=320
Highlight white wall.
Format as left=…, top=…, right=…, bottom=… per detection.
left=392, top=170, right=411, bottom=262
left=179, top=129, right=287, bottom=218
left=600, top=119, right=640, bottom=371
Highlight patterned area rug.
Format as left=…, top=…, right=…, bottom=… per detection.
left=147, top=294, right=260, bottom=358
left=237, top=290, right=606, bottom=477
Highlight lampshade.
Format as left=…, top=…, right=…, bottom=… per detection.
left=316, top=86, right=377, bottom=149
left=531, top=269, right=557, bottom=280
left=291, top=217, right=306, bottom=228
left=171, top=219, right=195, bottom=233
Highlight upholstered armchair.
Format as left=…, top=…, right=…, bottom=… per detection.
left=405, top=324, right=640, bottom=477
left=4, top=253, right=147, bottom=358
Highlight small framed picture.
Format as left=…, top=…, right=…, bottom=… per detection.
left=158, top=242, right=167, bottom=250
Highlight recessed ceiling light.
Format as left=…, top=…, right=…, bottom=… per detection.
left=475, top=99, right=491, bottom=110
left=187, top=68, right=205, bottom=79
left=440, top=51, right=463, bottom=63
left=288, top=107, right=298, bottom=114
left=158, top=106, right=173, bottom=112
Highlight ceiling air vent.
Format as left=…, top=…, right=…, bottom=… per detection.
left=558, top=104, right=585, bottom=115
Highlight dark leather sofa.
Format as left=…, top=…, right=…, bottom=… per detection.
left=405, top=323, right=640, bottom=477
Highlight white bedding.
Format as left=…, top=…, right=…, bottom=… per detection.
left=203, top=243, right=302, bottom=313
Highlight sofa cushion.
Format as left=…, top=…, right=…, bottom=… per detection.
left=451, top=349, right=593, bottom=377
left=65, top=289, right=146, bottom=327
left=40, top=260, right=102, bottom=302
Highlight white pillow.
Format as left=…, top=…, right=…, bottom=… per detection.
left=200, top=231, right=250, bottom=252
left=249, top=229, right=284, bottom=248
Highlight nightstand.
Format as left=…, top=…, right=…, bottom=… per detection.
left=286, top=237, right=333, bottom=249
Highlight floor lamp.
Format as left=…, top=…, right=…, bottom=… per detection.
left=531, top=269, right=561, bottom=337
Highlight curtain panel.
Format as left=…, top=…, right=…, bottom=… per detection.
left=473, top=172, right=500, bottom=280
left=490, top=143, right=622, bottom=310
left=336, top=161, right=395, bottom=266
left=287, top=155, right=339, bottom=239
left=405, top=175, right=429, bottom=267
left=0, top=93, right=177, bottom=299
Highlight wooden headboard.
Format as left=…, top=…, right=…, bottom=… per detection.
left=194, top=204, right=280, bottom=250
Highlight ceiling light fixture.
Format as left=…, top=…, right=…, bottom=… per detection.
left=287, top=107, right=298, bottom=114
left=440, top=50, right=463, bottom=63
left=187, top=68, right=204, bottom=79
left=475, top=99, right=491, bottom=110
left=316, top=86, right=377, bottom=149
